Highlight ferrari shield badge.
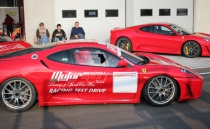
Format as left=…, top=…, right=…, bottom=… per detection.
left=142, top=68, right=146, bottom=73
left=182, top=36, right=184, bottom=39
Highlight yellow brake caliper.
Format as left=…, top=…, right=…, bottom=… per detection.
left=185, top=46, right=189, bottom=55
left=125, top=43, right=130, bottom=50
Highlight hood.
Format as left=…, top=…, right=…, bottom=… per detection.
left=187, top=32, right=210, bottom=39
left=133, top=52, right=181, bottom=67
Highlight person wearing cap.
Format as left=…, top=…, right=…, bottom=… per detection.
left=70, top=21, right=85, bottom=39
left=51, top=24, right=67, bottom=42
left=4, top=14, right=14, bottom=36
left=36, top=22, right=50, bottom=44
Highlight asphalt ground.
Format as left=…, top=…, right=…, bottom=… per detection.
left=0, top=69, right=210, bottom=129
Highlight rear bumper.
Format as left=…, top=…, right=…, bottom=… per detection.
left=175, top=76, right=203, bottom=101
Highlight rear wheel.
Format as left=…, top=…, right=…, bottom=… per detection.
left=182, top=41, right=201, bottom=58
left=116, top=37, right=132, bottom=51
left=0, top=78, right=36, bottom=112
left=143, top=76, right=177, bottom=106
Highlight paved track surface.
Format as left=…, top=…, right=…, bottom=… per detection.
left=0, top=68, right=210, bottom=129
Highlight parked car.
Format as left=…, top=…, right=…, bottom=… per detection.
left=0, top=32, right=31, bottom=55
left=110, top=23, right=210, bottom=58
left=0, top=40, right=203, bottom=112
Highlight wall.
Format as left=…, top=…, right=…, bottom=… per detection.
left=0, top=7, right=19, bottom=25
left=54, top=0, right=125, bottom=42
left=24, top=0, right=55, bottom=44
left=194, top=0, right=210, bottom=33
left=133, top=0, right=194, bottom=31
left=125, top=0, right=134, bottom=27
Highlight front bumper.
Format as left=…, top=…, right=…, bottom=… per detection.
left=175, top=76, right=203, bottom=101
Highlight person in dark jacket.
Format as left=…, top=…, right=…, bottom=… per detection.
left=70, top=21, right=85, bottom=39
left=4, top=14, right=14, bottom=36
left=52, top=24, right=67, bottom=42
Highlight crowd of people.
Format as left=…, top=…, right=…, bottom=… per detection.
left=36, top=21, right=85, bottom=45
left=3, top=14, right=86, bottom=44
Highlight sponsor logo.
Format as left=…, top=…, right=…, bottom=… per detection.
left=142, top=68, right=146, bottom=73
left=51, top=72, right=80, bottom=82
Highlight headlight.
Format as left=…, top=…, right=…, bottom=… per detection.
left=204, top=38, right=210, bottom=42
left=180, top=68, right=193, bottom=74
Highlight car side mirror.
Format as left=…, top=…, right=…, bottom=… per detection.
left=118, top=59, right=127, bottom=67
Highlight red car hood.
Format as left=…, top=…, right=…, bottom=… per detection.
left=187, top=32, right=210, bottom=38
left=133, top=52, right=183, bottom=67
left=0, top=41, right=31, bottom=55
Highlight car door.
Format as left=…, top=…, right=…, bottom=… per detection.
left=135, top=26, right=151, bottom=51
left=70, top=47, right=138, bottom=100
left=42, top=49, right=81, bottom=102
left=147, top=25, right=182, bottom=53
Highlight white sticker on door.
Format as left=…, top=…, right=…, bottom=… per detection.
left=113, top=72, right=138, bottom=93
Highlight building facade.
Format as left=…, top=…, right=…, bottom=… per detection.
left=21, top=0, right=210, bottom=43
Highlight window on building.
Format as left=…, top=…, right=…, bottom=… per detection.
left=84, top=10, right=98, bottom=17
left=159, top=9, right=170, bottom=16
left=106, top=10, right=118, bottom=17
left=177, top=9, right=188, bottom=16
left=140, top=9, right=153, bottom=16
left=62, top=10, right=76, bottom=18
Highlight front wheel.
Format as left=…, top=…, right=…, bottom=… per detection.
left=182, top=41, right=201, bottom=58
left=143, top=76, right=177, bottom=106
left=0, top=78, right=37, bottom=112
left=116, top=37, right=132, bottom=51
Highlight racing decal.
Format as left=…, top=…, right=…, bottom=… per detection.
left=113, top=72, right=138, bottom=93
left=49, top=88, right=106, bottom=93
left=142, top=68, right=146, bottom=73
left=0, top=44, right=25, bottom=52
left=48, top=71, right=108, bottom=93
left=106, top=43, right=121, bottom=56
left=50, top=72, right=80, bottom=82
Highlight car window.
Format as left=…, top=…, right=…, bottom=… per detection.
left=48, top=50, right=69, bottom=63
left=151, top=26, right=173, bottom=35
left=72, top=48, right=120, bottom=67
left=139, top=26, right=150, bottom=32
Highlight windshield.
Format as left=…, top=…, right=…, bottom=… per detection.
left=169, top=24, right=193, bottom=35
left=0, top=35, right=13, bottom=42
left=120, top=48, right=144, bottom=65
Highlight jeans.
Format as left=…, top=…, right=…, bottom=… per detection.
left=78, top=33, right=85, bottom=39
left=55, top=37, right=65, bottom=42
left=39, top=35, right=49, bottom=44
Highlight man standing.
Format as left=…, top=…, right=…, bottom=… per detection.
left=70, top=21, right=85, bottom=39
left=4, top=14, right=14, bottom=36
left=36, top=22, right=50, bottom=44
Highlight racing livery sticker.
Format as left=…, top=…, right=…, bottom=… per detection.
left=106, top=43, right=121, bottom=56
left=113, top=72, right=138, bottom=93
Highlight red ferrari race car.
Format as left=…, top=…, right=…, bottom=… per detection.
left=110, top=23, right=210, bottom=58
left=0, top=32, right=31, bottom=55
left=0, top=40, right=203, bottom=112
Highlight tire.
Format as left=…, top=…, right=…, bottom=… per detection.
left=116, top=37, right=132, bottom=51
left=0, top=78, right=37, bottom=112
left=182, top=41, right=201, bottom=58
left=143, top=76, right=177, bottom=107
